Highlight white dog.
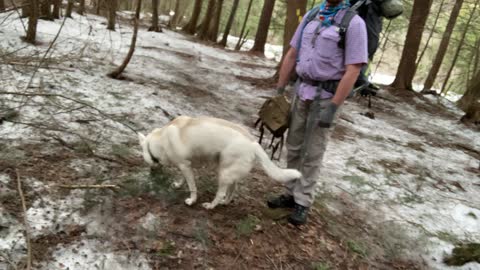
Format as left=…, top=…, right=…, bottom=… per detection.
left=138, top=116, right=301, bottom=209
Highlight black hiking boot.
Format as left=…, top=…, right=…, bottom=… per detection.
left=267, top=194, right=295, bottom=209
left=288, top=204, right=309, bottom=226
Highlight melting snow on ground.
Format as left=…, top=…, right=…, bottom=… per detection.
left=1, top=10, right=479, bottom=270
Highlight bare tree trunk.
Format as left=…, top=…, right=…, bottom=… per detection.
left=416, top=0, right=446, bottom=67
left=473, top=37, right=480, bottom=81
left=52, top=0, right=61, bottom=18
left=250, top=0, right=276, bottom=54
left=108, top=0, right=142, bottom=79
left=206, top=0, right=224, bottom=42
left=421, top=0, right=464, bottom=92
left=460, top=101, right=480, bottom=125
left=40, top=0, right=52, bottom=20
left=66, top=0, right=74, bottom=17
left=457, top=70, right=480, bottom=111
left=219, top=0, right=240, bottom=47
left=272, top=0, right=307, bottom=81
left=390, top=0, right=433, bottom=90
left=170, top=0, right=180, bottom=27
left=235, top=0, right=253, bottom=50
left=107, top=0, right=117, bottom=30
left=183, top=0, right=202, bottom=34
left=95, top=0, right=102, bottom=14
left=22, top=4, right=31, bottom=17
left=0, top=0, right=4, bottom=11
left=149, top=0, right=162, bottom=32
left=283, top=0, right=307, bottom=56
left=78, top=0, right=85, bottom=15
left=440, top=0, right=478, bottom=95
left=198, top=0, right=216, bottom=40
left=25, top=0, right=39, bottom=44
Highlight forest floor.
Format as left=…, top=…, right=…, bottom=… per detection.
left=0, top=11, right=479, bottom=270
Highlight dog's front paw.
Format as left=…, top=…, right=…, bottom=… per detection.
left=202, top=202, right=216, bottom=210
left=184, top=198, right=196, bottom=206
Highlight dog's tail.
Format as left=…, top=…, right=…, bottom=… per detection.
left=253, top=143, right=301, bottom=182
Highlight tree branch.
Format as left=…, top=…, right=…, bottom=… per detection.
left=15, top=169, right=32, bottom=270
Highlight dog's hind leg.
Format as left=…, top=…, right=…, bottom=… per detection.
left=223, top=182, right=237, bottom=205
left=203, top=147, right=254, bottom=209
left=178, top=162, right=197, bottom=206
left=202, top=182, right=229, bottom=209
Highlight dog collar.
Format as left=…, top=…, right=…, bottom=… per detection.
left=147, top=142, right=159, bottom=164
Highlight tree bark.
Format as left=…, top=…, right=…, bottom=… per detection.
left=149, top=0, right=162, bottom=32
left=52, top=0, right=61, bottom=19
left=22, top=4, right=31, bottom=18
left=283, top=0, right=307, bottom=57
left=390, top=0, right=433, bottom=90
left=66, top=0, right=74, bottom=17
left=416, top=0, right=446, bottom=67
left=108, top=0, right=142, bottom=79
left=219, top=0, right=240, bottom=47
left=271, top=0, right=307, bottom=81
left=250, top=0, right=276, bottom=54
left=107, top=0, right=117, bottom=30
left=440, top=0, right=478, bottom=95
left=40, top=0, right=52, bottom=20
left=183, top=0, right=203, bottom=34
left=206, top=0, right=224, bottom=42
left=472, top=37, right=480, bottom=82
left=235, top=0, right=253, bottom=50
left=171, top=0, right=180, bottom=27
left=25, top=0, right=39, bottom=44
left=78, top=0, right=85, bottom=15
left=198, top=0, right=216, bottom=40
left=0, top=0, right=5, bottom=11
left=421, top=0, right=464, bottom=92
left=460, top=101, right=480, bottom=125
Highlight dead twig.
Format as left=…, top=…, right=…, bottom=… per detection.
left=25, top=15, right=68, bottom=90
left=6, top=62, right=76, bottom=71
left=57, top=184, right=120, bottom=190
left=8, top=0, right=27, bottom=35
left=229, top=242, right=246, bottom=268
left=15, top=169, right=32, bottom=270
left=0, top=251, right=18, bottom=270
left=0, top=91, right=138, bottom=133
left=266, top=254, right=280, bottom=270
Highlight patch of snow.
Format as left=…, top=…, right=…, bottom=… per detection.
left=25, top=179, right=86, bottom=237
left=39, top=239, right=151, bottom=270
left=1, top=9, right=479, bottom=269
left=140, top=212, right=161, bottom=232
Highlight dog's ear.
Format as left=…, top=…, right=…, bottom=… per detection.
left=138, top=132, right=146, bottom=145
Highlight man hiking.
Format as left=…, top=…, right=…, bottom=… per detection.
left=267, top=0, right=368, bottom=226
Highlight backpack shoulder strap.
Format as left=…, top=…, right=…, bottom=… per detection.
left=337, top=0, right=367, bottom=49
left=296, top=5, right=321, bottom=62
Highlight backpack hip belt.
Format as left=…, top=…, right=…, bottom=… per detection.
left=298, top=77, right=340, bottom=94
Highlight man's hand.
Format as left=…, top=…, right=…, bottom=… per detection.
left=318, top=102, right=338, bottom=128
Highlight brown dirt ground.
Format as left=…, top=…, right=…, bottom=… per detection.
left=1, top=139, right=424, bottom=270
left=7, top=85, right=478, bottom=270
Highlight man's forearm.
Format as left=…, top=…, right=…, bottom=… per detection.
left=277, top=48, right=297, bottom=88
left=331, top=64, right=362, bottom=105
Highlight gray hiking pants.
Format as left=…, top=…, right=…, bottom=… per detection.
left=285, top=96, right=340, bottom=207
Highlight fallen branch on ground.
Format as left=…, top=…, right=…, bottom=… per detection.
left=0, top=91, right=138, bottom=133
left=15, top=169, right=32, bottom=270
left=57, top=184, right=120, bottom=190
